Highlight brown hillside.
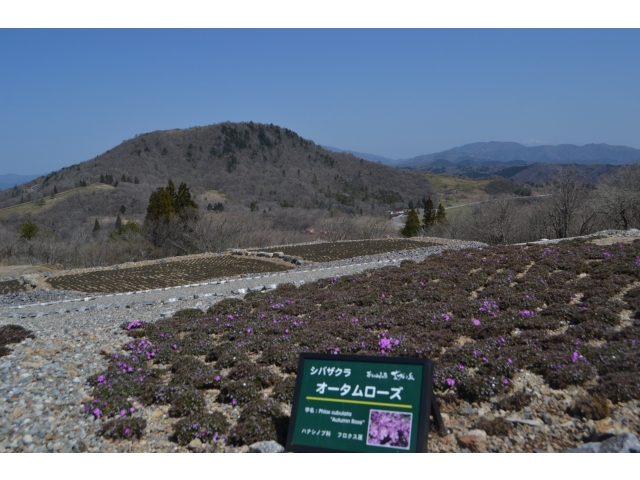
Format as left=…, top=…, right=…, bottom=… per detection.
left=0, top=122, right=435, bottom=231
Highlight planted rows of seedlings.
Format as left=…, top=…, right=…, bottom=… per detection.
left=263, top=238, right=432, bottom=263
left=46, top=256, right=293, bottom=294
left=85, top=239, right=640, bottom=448
left=0, top=279, right=29, bottom=295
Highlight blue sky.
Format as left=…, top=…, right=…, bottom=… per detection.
left=1, top=29, right=639, bottom=174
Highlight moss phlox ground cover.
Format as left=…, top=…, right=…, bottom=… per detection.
left=85, top=239, right=640, bottom=447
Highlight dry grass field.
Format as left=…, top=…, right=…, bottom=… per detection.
left=0, top=183, right=115, bottom=219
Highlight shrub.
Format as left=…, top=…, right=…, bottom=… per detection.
left=172, top=412, right=229, bottom=446
left=272, top=376, right=296, bottom=404
left=229, top=399, right=286, bottom=446
left=474, top=417, right=511, bottom=436
left=567, top=395, right=610, bottom=420
left=168, top=389, right=206, bottom=418
left=100, top=418, right=147, bottom=440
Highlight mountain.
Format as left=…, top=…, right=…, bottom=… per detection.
left=0, top=173, right=42, bottom=191
left=401, top=141, right=640, bottom=168
left=0, top=122, right=435, bottom=231
left=321, top=146, right=400, bottom=165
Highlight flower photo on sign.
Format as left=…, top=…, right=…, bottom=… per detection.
left=366, top=409, right=412, bottom=450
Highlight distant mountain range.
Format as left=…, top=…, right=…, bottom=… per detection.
left=325, top=141, right=640, bottom=168
left=0, top=173, right=41, bottom=191
left=399, top=142, right=640, bottom=168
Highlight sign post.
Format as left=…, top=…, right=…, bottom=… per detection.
left=286, top=353, right=444, bottom=453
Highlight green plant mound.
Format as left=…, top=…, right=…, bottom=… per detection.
left=173, top=413, right=229, bottom=446
left=229, top=399, right=287, bottom=446
left=100, top=418, right=147, bottom=440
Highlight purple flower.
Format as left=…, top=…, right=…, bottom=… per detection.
left=124, top=428, right=131, bottom=436
left=571, top=351, right=579, bottom=363
left=473, top=319, right=481, bottom=326
left=214, top=375, right=221, bottom=382
left=92, top=408, right=102, bottom=418
left=519, top=310, right=534, bottom=317
left=172, top=344, right=178, bottom=350
left=446, top=378, right=455, bottom=387
left=502, top=378, right=509, bottom=385
left=232, top=399, right=237, bottom=406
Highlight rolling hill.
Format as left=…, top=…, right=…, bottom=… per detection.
left=0, top=122, right=435, bottom=232
left=400, top=141, right=640, bottom=168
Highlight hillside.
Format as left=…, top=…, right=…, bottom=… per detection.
left=401, top=141, right=640, bottom=169
left=0, top=122, right=435, bottom=233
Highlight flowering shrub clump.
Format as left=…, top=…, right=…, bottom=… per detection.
left=0, top=324, right=35, bottom=358
left=272, top=376, right=297, bottom=403
left=367, top=410, right=411, bottom=448
left=168, top=389, right=206, bottom=418
left=172, top=412, right=229, bottom=446
left=100, top=417, right=147, bottom=440
left=230, top=399, right=287, bottom=446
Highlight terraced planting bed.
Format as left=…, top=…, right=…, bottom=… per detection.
left=263, top=238, right=433, bottom=263
left=46, top=256, right=293, bottom=294
left=83, top=238, right=640, bottom=451
left=0, top=280, right=29, bottom=295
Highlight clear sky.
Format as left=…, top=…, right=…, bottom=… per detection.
left=1, top=29, right=639, bottom=174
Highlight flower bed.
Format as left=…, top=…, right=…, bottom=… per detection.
left=86, top=238, right=640, bottom=450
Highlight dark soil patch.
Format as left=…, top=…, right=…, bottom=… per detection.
left=0, top=279, right=29, bottom=295
left=46, top=256, right=292, bottom=293
left=263, top=238, right=433, bottom=262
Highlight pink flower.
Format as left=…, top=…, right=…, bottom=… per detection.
left=502, top=378, right=509, bottom=385
left=232, top=399, right=237, bottom=406
left=446, top=378, right=455, bottom=387
left=473, top=319, right=481, bottom=326
left=381, top=294, right=385, bottom=298
left=571, top=351, right=579, bottom=363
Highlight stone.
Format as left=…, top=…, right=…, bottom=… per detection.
left=506, top=417, right=543, bottom=427
left=599, top=433, right=640, bottom=453
left=249, top=440, right=284, bottom=453
left=23, top=434, right=33, bottom=444
left=562, top=433, right=640, bottom=453
left=467, top=429, right=487, bottom=440
left=540, top=413, right=553, bottom=425
left=248, top=286, right=264, bottom=292
left=72, top=377, right=81, bottom=383
left=457, top=435, right=484, bottom=449
left=231, top=288, right=246, bottom=294
left=188, top=438, right=203, bottom=450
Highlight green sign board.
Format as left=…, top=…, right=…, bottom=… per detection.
left=286, top=354, right=443, bottom=453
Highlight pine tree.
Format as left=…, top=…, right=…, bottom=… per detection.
left=93, top=219, right=101, bottom=232
left=145, top=188, right=176, bottom=223
left=435, top=202, right=447, bottom=224
left=422, top=197, right=436, bottom=229
left=115, top=214, right=122, bottom=230
left=174, top=182, right=198, bottom=214
left=401, top=209, right=421, bottom=237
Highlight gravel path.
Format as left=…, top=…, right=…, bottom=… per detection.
left=0, top=240, right=484, bottom=453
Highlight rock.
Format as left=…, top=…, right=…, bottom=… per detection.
left=22, top=434, right=33, bottom=445
left=188, top=438, right=203, bottom=451
left=265, top=284, right=278, bottom=290
left=249, top=440, right=284, bottom=453
left=467, top=429, right=487, bottom=440
left=457, top=435, right=483, bottom=449
left=599, top=433, right=640, bottom=453
left=562, top=433, right=640, bottom=453
left=248, top=286, right=264, bottom=292
left=72, top=377, right=81, bottom=383
left=231, top=288, right=246, bottom=295
left=506, top=417, right=543, bottom=427
left=540, top=413, right=553, bottom=425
